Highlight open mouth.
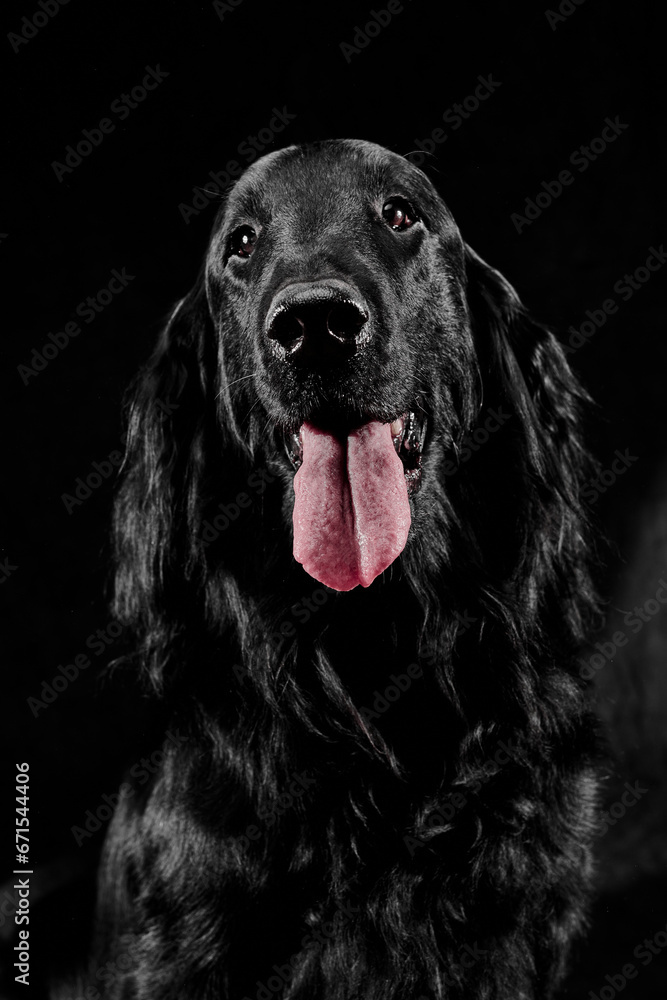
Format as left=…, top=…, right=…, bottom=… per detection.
left=282, top=410, right=427, bottom=592
left=284, top=410, right=427, bottom=496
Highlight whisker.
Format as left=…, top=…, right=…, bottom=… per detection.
left=260, top=417, right=275, bottom=442
left=216, top=373, right=257, bottom=399
left=242, top=396, right=263, bottom=429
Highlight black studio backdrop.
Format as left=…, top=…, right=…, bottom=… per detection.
left=2, top=1, right=666, bottom=997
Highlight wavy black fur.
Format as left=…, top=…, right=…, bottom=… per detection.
left=71, top=140, right=599, bottom=1000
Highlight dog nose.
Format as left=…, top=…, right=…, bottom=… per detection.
left=266, top=282, right=369, bottom=363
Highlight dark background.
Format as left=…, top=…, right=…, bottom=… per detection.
left=2, top=1, right=666, bottom=997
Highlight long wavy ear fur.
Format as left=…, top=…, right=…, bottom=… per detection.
left=112, top=272, right=218, bottom=688
left=462, top=244, right=598, bottom=648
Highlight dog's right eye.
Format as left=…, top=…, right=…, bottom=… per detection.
left=228, top=226, right=257, bottom=259
left=382, top=198, right=418, bottom=231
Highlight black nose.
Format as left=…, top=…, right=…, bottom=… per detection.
left=266, top=281, right=369, bottom=363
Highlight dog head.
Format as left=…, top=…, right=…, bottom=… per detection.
left=206, top=140, right=479, bottom=591
left=114, top=140, right=592, bottom=667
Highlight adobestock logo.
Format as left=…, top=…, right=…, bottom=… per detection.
left=71, top=730, right=190, bottom=846
left=404, top=739, right=516, bottom=856
left=212, top=0, right=246, bottom=18
left=230, top=586, right=337, bottom=676
left=17, top=266, right=135, bottom=385
left=582, top=448, right=638, bottom=506
left=597, top=781, right=648, bottom=838
left=563, top=245, right=667, bottom=356
left=545, top=0, right=587, bottom=31
left=8, top=0, right=71, bottom=54
left=407, top=74, right=502, bottom=166
left=66, top=941, right=142, bottom=1000
left=0, top=557, right=18, bottom=586
left=51, top=66, right=170, bottom=183
left=241, top=900, right=361, bottom=1000
left=339, top=2, right=409, bottom=62
left=359, top=662, right=424, bottom=724
left=27, top=619, right=127, bottom=717
left=588, top=920, right=667, bottom=1000
left=578, top=578, right=667, bottom=681
left=200, top=467, right=276, bottom=548
left=511, top=116, right=629, bottom=234
left=443, top=406, right=511, bottom=476
left=223, top=770, right=317, bottom=853
left=178, top=107, right=297, bottom=224
left=61, top=449, right=123, bottom=514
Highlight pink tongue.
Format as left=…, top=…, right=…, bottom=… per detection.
left=292, top=421, right=411, bottom=591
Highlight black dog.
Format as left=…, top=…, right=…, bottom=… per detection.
left=80, top=140, right=599, bottom=999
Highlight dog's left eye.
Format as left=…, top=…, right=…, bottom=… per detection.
left=228, top=226, right=258, bottom=259
left=382, top=198, right=417, bottom=231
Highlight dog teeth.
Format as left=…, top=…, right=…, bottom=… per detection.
left=285, top=414, right=423, bottom=472
left=285, top=429, right=303, bottom=469
left=403, top=411, right=424, bottom=452
left=390, top=417, right=405, bottom=438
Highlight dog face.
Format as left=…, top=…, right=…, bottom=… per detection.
left=117, top=139, right=586, bottom=615
left=207, top=139, right=473, bottom=433
left=204, top=140, right=478, bottom=590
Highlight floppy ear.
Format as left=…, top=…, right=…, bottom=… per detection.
left=464, top=244, right=591, bottom=477
left=462, top=244, right=596, bottom=640
left=112, top=271, right=220, bottom=681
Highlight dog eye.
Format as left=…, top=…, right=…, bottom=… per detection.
left=382, top=198, right=417, bottom=231
left=228, top=226, right=257, bottom=259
